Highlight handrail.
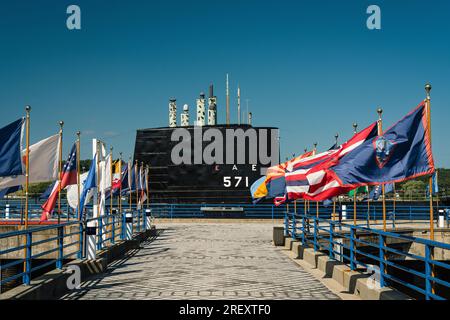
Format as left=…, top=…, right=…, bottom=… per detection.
left=285, top=211, right=450, bottom=300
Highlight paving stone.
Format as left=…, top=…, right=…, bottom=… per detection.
left=61, top=223, right=340, bottom=300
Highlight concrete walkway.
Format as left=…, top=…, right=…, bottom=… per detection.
left=62, top=222, right=340, bottom=300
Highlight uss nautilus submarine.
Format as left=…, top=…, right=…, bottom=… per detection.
left=133, top=81, right=280, bottom=204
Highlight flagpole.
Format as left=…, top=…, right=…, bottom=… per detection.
left=24, top=106, right=31, bottom=229
left=129, top=157, right=132, bottom=214
left=332, top=134, right=338, bottom=220
left=377, top=108, right=387, bottom=232
left=96, top=141, right=101, bottom=218
left=76, top=131, right=81, bottom=220
left=135, top=160, right=139, bottom=220
left=58, top=121, right=64, bottom=224
left=353, top=123, right=358, bottom=226
left=110, top=147, right=113, bottom=216
left=146, top=164, right=150, bottom=210
left=23, top=106, right=31, bottom=281
left=425, top=83, right=434, bottom=240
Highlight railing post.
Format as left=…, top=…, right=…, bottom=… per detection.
left=111, top=214, right=116, bottom=244
left=121, top=211, right=126, bottom=240
left=284, top=211, right=288, bottom=237
left=23, top=232, right=32, bottom=285
left=424, top=244, right=432, bottom=300
left=97, top=218, right=103, bottom=250
left=77, top=221, right=84, bottom=259
left=86, top=220, right=97, bottom=260
left=350, top=226, right=355, bottom=270
left=329, top=222, right=334, bottom=259
left=56, top=225, right=64, bottom=269
left=378, top=234, right=385, bottom=287
left=313, top=218, right=318, bottom=252
left=301, top=216, right=306, bottom=246
left=291, top=212, right=296, bottom=239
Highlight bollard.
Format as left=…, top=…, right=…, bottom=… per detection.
left=125, top=212, right=133, bottom=240
left=341, top=205, right=347, bottom=220
left=86, top=221, right=97, bottom=260
left=438, top=209, right=445, bottom=228
left=5, top=204, right=10, bottom=219
left=145, top=209, right=152, bottom=230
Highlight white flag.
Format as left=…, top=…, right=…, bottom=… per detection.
left=66, top=171, right=95, bottom=209
left=0, top=134, right=60, bottom=189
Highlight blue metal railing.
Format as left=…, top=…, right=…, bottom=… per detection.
left=285, top=212, right=450, bottom=300
left=0, top=209, right=150, bottom=291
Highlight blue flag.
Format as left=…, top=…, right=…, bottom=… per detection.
left=369, top=183, right=394, bottom=200
left=79, top=155, right=97, bottom=220
left=0, top=185, right=21, bottom=199
left=331, top=102, right=434, bottom=187
left=0, top=118, right=24, bottom=177
left=39, top=182, right=56, bottom=200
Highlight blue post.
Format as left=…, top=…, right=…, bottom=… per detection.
left=301, top=216, right=306, bottom=245
left=424, top=244, right=432, bottom=300
left=57, top=226, right=64, bottom=269
left=313, top=219, right=318, bottom=252
left=111, top=215, right=116, bottom=244
left=291, top=212, right=296, bottom=239
left=284, top=211, right=288, bottom=237
left=121, top=211, right=126, bottom=240
left=329, top=222, right=334, bottom=259
left=350, top=227, right=355, bottom=270
left=23, top=232, right=32, bottom=285
left=77, top=222, right=83, bottom=259
left=379, top=234, right=385, bottom=287
left=97, top=218, right=103, bottom=250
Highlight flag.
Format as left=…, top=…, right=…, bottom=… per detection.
left=331, top=101, right=435, bottom=188
left=369, top=183, right=394, bottom=200
left=41, top=143, right=78, bottom=221
left=265, top=150, right=314, bottom=198
left=112, top=160, right=122, bottom=190
left=0, top=134, right=60, bottom=189
left=348, top=186, right=369, bottom=197
left=67, top=172, right=88, bottom=209
left=39, top=181, right=56, bottom=200
left=250, top=176, right=268, bottom=203
left=0, top=118, right=24, bottom=177
left=79, top=155, right=97, bottom=220
left=284, top=122, right=379, bottom=202
left=432, top=171, right=439, bottom=195
left=0, top=185, right=21, bottom=199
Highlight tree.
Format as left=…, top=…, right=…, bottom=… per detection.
left=401, top=180, right=426, bottom=200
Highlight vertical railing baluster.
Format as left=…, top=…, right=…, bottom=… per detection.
left=329, top=222, right=334, bottom=259
left=425, top=244, right=432, bottom=300
left=313, top=218, right=318, bottom=252
left=98, top=218, right=103, bottom=250
left=284, top=210, right=288, bottom=237
left=57, top=226, right=64, bottom=269
left=23, top=232, right=32, bottom=285
left=350, top=226, right=355, bottom=270
left=379, top=234, right=385, bottom=287
left=291, top=212, right=296, bottom=239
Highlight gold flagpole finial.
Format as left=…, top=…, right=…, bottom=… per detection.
left=425, top=83, right=432, bottom=100
left=334, top=133, right=339, bottom=145
left=25, top=105, right=31, bottom=113
left=377, top=108, right=383, bottom=120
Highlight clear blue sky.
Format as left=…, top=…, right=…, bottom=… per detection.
left=1, top=0, right=449, bottom=166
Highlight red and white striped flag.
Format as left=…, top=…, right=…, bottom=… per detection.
left=284, top=122, right=378, bottom=203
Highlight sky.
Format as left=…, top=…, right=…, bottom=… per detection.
left=0, top=0, right=449, bottom=166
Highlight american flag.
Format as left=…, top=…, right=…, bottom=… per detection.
left=41, top=143, right=78, bottom=221
left=282, top=122, right=378, bottom=203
